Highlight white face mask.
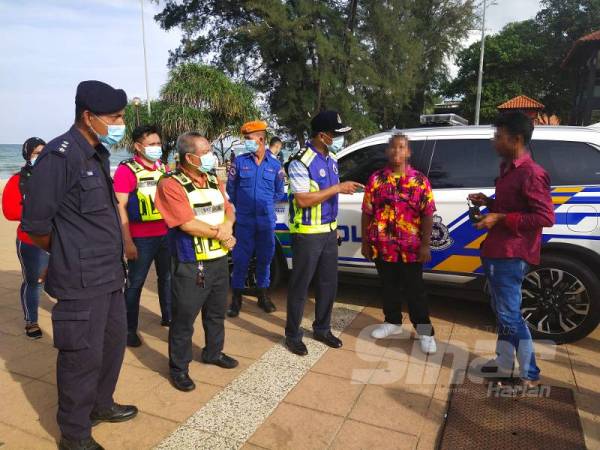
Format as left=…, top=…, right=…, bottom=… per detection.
left=189, top=152, right=217, bottom=173
left=144, top=146, right=162, bottom=161
left=327, top=135, right=345, bottom=153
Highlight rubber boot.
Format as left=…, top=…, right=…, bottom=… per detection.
left=227, top=289, right=243, bottom=317
left=257, top=288, right=276, bottom=313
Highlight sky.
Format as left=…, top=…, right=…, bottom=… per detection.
left=0, top=0, right=542, bottom=144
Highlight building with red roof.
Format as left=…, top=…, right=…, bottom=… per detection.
left=497, top=95, right=545, bottom=120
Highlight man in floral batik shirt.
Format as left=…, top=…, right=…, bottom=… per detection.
left=361, top=134, right=437, bottom=354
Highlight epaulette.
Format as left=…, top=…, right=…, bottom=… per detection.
left=206, top=173, right=219, bottom=189
left=50, top=140, right=71, bottom=158
left=161, top=168, right=181, bottom=179
left=284, top=148, right=310, bottom=174
left=122, top=158, right=145, bottom=174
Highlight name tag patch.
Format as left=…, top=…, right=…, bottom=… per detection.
left=194, top=204, right=224, bottom=216
left=138, top=179, right=158, bottom=188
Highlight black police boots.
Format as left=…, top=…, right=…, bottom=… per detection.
left=90, top=403, right=138, bottom=426
left=170, top=372, right=196, bottom=392
left=227, top=289, right=243, bottom=317
left=58, top=437, right=104, bottom=450
left=257, top=288, right=276, bottom=313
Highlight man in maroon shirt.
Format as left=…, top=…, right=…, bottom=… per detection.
left=469, top=112, right=555, bottom=387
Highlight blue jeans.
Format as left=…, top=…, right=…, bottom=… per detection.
left=483, top=258, right=540, bottom=381
left=16, top=239, right=49, bottom=323
left=125, top=235, right=172, bottom=332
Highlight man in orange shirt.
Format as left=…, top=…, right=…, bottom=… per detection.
left=155, top=132, right=238, bottom=392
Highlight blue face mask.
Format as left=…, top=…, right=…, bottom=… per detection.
left=93, top=114, right=126, bottom=146
left=190, top=152, right=217, bottom=173
left=244, top=139, right=259, bottom=154
left=144, top=146, right=162, bottom=161
left=200, top=152, right=217, bottom=172
left=326, top=135, right=345, bottom=154
left=29, top=156, right=38, bottom=166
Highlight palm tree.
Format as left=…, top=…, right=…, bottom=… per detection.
left=161, top=64, right=258, bottom=144
left=117, top=64, right=258, bottom=159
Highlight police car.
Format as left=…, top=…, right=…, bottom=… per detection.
left=267, top=124, right=600, bottom=344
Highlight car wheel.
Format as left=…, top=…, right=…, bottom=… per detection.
left=521, top=253, right=600, bottom=344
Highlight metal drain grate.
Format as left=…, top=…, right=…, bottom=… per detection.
left=438, top=377, right=586, bottom=450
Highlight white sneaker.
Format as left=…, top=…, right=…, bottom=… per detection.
left=419, top=335, right=437, bottom=354
left=371, top=322, right=403, bottom=339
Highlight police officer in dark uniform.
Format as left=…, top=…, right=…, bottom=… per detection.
left=22, top=80, right=137, bottom=450
left=284, top=111, right=362, bottom=356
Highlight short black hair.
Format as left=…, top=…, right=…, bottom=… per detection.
left=269, top=136, right=282, bottom=146
left=132, top=125, right=161, bottom=143
left=494, top=112, right=534, bottom=145
left=388, top=133, right=409, bottom=146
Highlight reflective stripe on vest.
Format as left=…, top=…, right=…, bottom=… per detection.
left=171, top=171, right=228, bottom=261
left=288, top=149, right=337, bottom=234
left=124, top=160, right=165, bottom=222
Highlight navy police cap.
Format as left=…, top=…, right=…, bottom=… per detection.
left=310, top=110, right=352, bottom=135
left=75, top=80, right=127, bottom=114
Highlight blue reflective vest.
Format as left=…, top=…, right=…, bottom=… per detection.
left=287, top=145, right=339, bottom=233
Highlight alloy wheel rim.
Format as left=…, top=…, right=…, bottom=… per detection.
left=521, top=268, right=590, bottom=335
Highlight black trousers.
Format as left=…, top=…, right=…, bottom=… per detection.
left=285, top=231, right=338, bottom=342
left=374, top=259, right=435, bottom=336
left=52, top=289, right=127, bottom=440
left=169, top=256, right=228, bottom=375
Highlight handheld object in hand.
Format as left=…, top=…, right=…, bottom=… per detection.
left=467, top=199, right=482, bottom=223
left=196, top=262, right=205, bottom=288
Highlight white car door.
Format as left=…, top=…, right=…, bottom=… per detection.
left=425, top=134, right=499, bottom=284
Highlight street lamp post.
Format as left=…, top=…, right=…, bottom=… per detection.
left=474, top=0, right=496, bottom=125
left=140, top=0, right=152, bottom=117
left=132, top=96, right=142, bottom=126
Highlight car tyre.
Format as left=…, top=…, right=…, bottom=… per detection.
left=522, top=253, right=600, bottom=344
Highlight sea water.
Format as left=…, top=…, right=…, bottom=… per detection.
left=0, top=144, right=150, bottom=179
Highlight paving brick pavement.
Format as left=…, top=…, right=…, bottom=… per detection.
left=1, top=198, right=599, bottom=449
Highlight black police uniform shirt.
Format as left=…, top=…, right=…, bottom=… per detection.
left=22, top=125, right=126, bottom=299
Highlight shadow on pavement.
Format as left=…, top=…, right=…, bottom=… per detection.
left=0, top=270, right=60, bottom=444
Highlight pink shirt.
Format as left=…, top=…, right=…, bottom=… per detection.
left=113, top=155, right=169, bottom=238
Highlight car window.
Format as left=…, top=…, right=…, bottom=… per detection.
left=428, top=139, right=500, bottom=189
left=339, top=140, right=429, bottom=185
left=529, top=140, right=600, bottom=186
